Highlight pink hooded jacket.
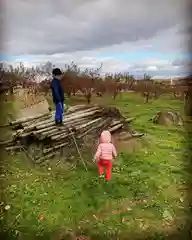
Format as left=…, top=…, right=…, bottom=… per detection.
left=94, top=130, right=117, bottom=161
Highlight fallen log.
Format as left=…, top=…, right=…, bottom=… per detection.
left=108, top=123, right=123, bottom=133
left=77, top=118, right=111, bottom=139
left=5, top=145, right=22, bottom=151
left=67, top=104, right=92, bottom=113
left=37, top=150, right=62, bottom=162
left=123, top=117, right=135, bottom=123
left=51, top=131, right=73, bottom=141
left=21, top=113, right=52, bottom=127
left=43, top=142, right=69, bottom=154
left=9, top=112, right=51, bottom=126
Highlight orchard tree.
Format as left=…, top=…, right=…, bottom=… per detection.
left=79, top=63, right=103, bottom=104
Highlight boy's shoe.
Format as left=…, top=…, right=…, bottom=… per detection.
left=55, top=120, right=60, bottom=125
left=59, top=120, right=63, bottom=125
left=55, top=120, right=63, bottom=126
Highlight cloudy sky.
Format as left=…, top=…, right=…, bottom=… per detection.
left=0, top=0, right=191, bottom=78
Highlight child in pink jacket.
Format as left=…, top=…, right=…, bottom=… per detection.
left=94, top=130, right=117, bottom=181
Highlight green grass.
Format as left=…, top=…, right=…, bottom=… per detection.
left=1, top=92, right=188, bottom=239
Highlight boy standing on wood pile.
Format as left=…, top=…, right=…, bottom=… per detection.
left=51, top=68, right=65, bottom=125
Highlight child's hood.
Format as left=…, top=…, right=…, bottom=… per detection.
left=100, top=130, right=112, bottom=143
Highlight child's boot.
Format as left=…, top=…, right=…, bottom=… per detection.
left=99, top=173, right=105, bottom=178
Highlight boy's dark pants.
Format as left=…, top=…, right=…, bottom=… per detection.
left=55, top=102, right=64, bottom=123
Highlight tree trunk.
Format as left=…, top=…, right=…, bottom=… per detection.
left=66, top=91, right=71, bottom=98
left=9, top=87, right=14, bottom=95
left=86, top=92, right=91, bottom=104
left=144, top=92, right=149, bottom=103
left=113, top=91, right=118, bottom=100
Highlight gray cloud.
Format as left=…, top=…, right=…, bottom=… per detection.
left=172, top=58, right=192, bottom=76
left=172, top=57, right=192, bottom=66
left=2, top=0, right=187, bottom=55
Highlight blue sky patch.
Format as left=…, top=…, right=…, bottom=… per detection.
left=0, top=53, right=34, bottom=61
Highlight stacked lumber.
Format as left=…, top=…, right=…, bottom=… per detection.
left=3, top=104, right=143, bottom=163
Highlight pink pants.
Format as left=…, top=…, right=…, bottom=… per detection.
left=97, top=159, right=112, bottom=181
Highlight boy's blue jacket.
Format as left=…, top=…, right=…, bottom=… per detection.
left=51, top=78, right=64, bottom=104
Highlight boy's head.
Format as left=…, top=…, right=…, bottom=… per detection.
left=100, top=130, right=112, bottom=143
left=52, top=68, right=62, bottom=80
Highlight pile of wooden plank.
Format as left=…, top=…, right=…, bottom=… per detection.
left=3, top=104, right=143, bottom=163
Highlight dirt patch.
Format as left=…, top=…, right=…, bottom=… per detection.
left=14, top=88, right=47, bottom=108
left=13, top=89, right=50, bottom=119
left=113, top=132, right=142, bottom=153
left=16, top=100, right=50, bottom=119
left=82, top=132, right=142, bottom=158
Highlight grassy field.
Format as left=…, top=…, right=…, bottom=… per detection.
left=1, top=92, right=188, bottom=239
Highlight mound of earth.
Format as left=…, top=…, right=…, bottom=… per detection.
left=151, top=110, right=183, bottom=126
left=112, top=131, right=144, bottom=153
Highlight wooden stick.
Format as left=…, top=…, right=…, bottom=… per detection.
left=20, top=145, right=38, bottom=163
left=33, top=125, right=57, bottom=135
left=109, top=120, right=122, bottom=127
left=67, top=104, right=91, bottom=113
left=108, top=123, right=123, bottom=133
left=131, top=132, right=145, bottom=137
left=0, top=139, right=15, bottom=146
left=75, top=117, right=103, bottom=131
left=21, top=114, right=52, bottom=127
left=123, top=117, right=135, bottom=123
left=37, top=150, right=62, bottom=162
left=77, top=118, right=110, bottom=139
left=10, top=112, right=51, bottom=126
left=51, top=131, right=74, bottom=140
left=67, top=126, right=88, bottom=172
left=5, top=145, right=22, bottom=151
left=39, top=130, right=68, bottom=140
left=43, top=142, right=68, bottom=154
